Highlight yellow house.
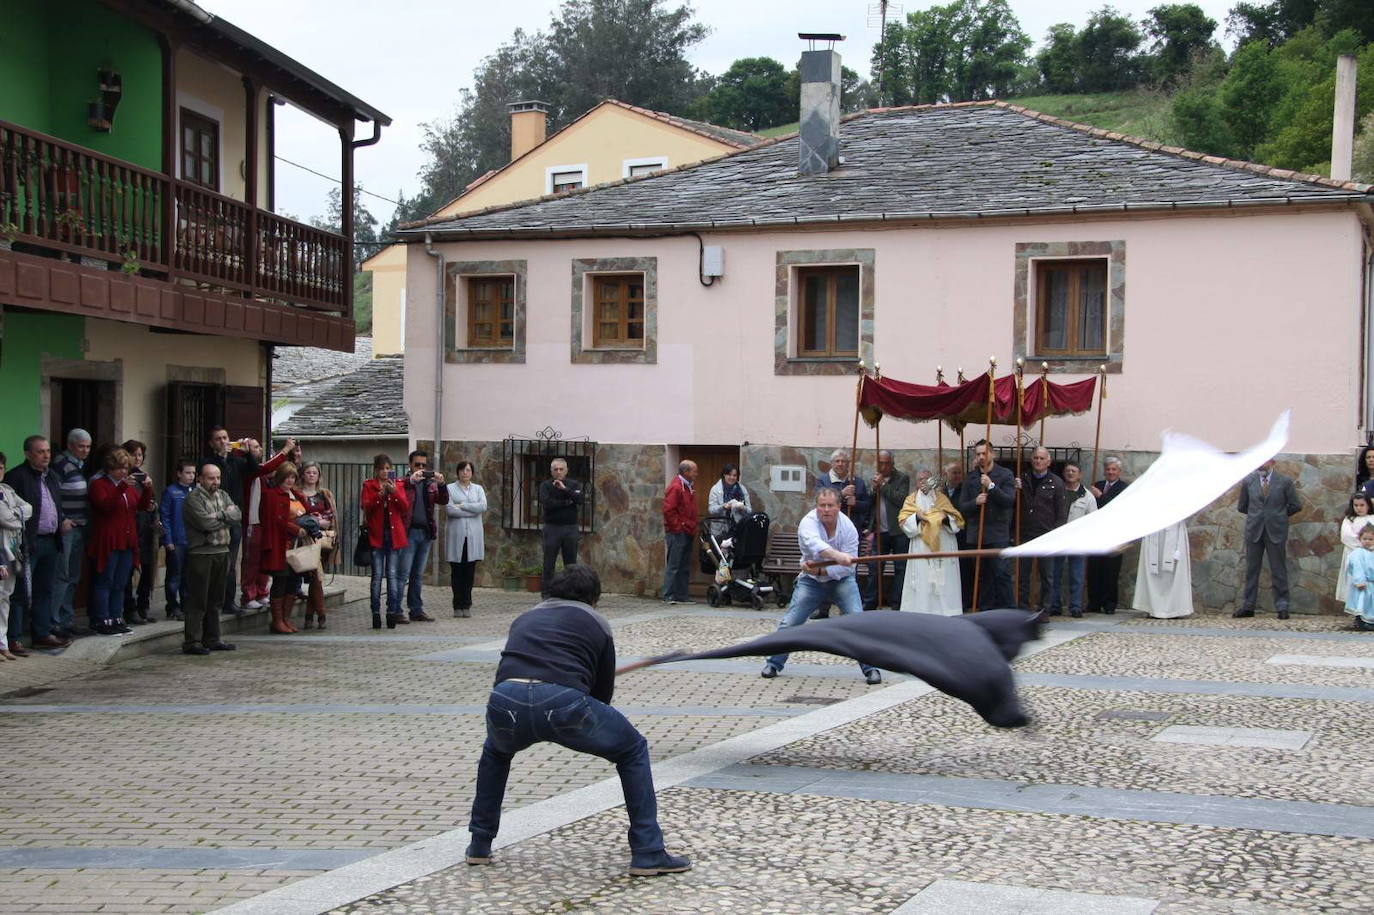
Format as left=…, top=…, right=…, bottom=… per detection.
left=363, top=99, right=759, bottom=355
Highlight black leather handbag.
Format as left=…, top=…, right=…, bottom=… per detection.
left=352, top=526, right=373, bottom=567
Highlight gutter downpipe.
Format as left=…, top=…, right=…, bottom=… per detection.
left=424, top=232, right=444, bottom=583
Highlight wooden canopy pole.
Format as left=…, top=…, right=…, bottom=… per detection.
left=1038, top=362, right=1050, bottom=443
left=1013, top=358, right=1025, bottom=598
left=1091, top=364, right=1107, bottom=485
left=935, top=366, right=945, bottom=470
left=957, top=368, right=967, bottom=467
left=874, top=406, right=884, bottom=609
left=846, top=363, right=865, bottom=519
left=970, top=357, right=997, bottom=613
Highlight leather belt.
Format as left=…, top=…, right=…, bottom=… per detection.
left=504, top=678, right=540, bottom=683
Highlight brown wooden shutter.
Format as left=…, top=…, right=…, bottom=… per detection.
left=225, top=385, right=265, bottom=441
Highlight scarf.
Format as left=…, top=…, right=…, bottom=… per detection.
left=720, top=481, right=744, bottom=505
left=898, top=487, right=965, bottom=552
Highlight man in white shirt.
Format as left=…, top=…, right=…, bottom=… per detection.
left=760, top=488, right=881, bottom=685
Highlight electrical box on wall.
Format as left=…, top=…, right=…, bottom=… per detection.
left=770, top=464, right=805, bottom=492
left=702, top=245, right=724, bottom=277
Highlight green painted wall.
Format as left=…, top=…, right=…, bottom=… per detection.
left=0, top=0, right=162, bottom=171
left=0, top=309, right=85, bottom=465
left=0, top=0, right=53, bottom=131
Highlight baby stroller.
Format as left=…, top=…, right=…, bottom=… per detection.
left=699, top=512, right=776, bottom=610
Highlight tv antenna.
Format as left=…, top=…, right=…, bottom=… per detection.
left=868, top=1, right=904, bottom=101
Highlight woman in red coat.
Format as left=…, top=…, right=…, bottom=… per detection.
left=259, top=463, right=307, bottom=634
left=87, top=448, right=154, bottom=636
left=360, top=453, right=411, bottom=629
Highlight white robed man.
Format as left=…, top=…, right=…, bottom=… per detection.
left=1133, top=519, right=1194, bottom=618
left=897, top=469, right=965, bottom=615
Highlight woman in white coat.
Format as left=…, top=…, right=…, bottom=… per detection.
left=444, top=461, right=486, bottom=618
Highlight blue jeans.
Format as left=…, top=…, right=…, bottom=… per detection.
left=470, top=680, right=665, bottom=861
left=370, top=547, right=403, bottom=616
left=766, top=574, right=875, bottom=676
left=661, top=531, right=693, bottom=601
left=10, top=533, right=60, bottom=642
left=164, top=546, right=186, bottom=610
left=397, top=527, right=433, bottom=615
left=1049, top=556, right=1085, bottom=613
left=54, top=524, right=86, bottom=629
left=90, top=549, right=134, bottom=624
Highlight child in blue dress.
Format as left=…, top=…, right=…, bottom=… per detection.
left=1344, top=525, right=1374, bottom=630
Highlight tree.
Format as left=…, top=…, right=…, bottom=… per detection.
left=1170, top=83, right=1238, bottom=155
left=312, top=186, right=381, bottom=265
left=1219, top=40, right=1284, bottom=158
left=957, top=0, right=1032, bottom=100
left=1352, top=111, right=1374, bottom=182
left=697, top=57, right=791, bottom=131
left=1077, top=6, right=1145, bottom=92
left=1036, top=23, right=1081, bottom=92
left=1144, top=4, right=1219, bottom=87
left=872, top=0, right=1031, bottom=105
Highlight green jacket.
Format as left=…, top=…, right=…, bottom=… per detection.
left=183, top=485, right=241, bottom=554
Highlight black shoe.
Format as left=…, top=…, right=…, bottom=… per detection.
left=1047, top=608, right=1063, bottom=616
left=171, top=610, right=186, bottom=622
left=465, top=840, right=492, bottom=865
left=208, top=642, right=237, bottom=651
left=1070, top=609, right=1083, bottom=618
left=628, top=852, right=692, bottom=876
left=1277, top=609, right=1290, bottom=620
left=760, top=663, right=778, bottom=679
left=1232, top=608, right=1255, bottom=618
left=372, top=614, right=383, bottom=629
left=1102, top=607, right=1116, bottom=615
left=865, top=669, right=882, bottom=685
left=386, top=614, right=399, bottom=629
left=1356, top=617, right=1374, bottom=631
left=182, top=646, right=211, bottom=656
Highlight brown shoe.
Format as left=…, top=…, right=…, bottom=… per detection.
left=280, top=595, right=300, bottom=633
left=268, top=598, right=292, bottom=634
left=33, top=635, right=71, bottom=649
left=8, top=640, right=28, bottom=657
left=307, top=575, right=326, bottom=630
left=409, top=611, right=435, bottom=622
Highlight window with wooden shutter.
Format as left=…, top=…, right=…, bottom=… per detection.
left=180, top=109, right=220, bottom=191
left=796, top=265, right=860, bottom=358
left=466, top=276, right=515, bottom=348
left=1035, top=259, right=1108, bottom=357
left=591, top=274, right=645, bottom=348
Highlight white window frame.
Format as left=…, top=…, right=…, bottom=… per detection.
left=621, top=156, right=669, bottom=179
left=544, top=163, right=588, bottom=194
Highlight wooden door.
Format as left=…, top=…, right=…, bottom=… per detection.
left=677, top=446, right=740, bottom=593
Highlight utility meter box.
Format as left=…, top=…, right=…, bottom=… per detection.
left=702, top=245, right=725, bottom=277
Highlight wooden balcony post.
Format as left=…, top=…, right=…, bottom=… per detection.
left=339, top=120, right=354, bottom=320
left=243, top=76, right=259, bottom=300
left=158, top=33, right=177, bottom=273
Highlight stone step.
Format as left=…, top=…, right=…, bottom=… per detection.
left=56, top=585, right=349, bottom=666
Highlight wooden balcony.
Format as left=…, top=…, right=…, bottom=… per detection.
left=0, top=119, right=349, bottom=318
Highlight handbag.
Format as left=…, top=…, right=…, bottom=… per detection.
left=353, top=526, right=373, bottom=567
left=286, top=536, right=322, bottom=574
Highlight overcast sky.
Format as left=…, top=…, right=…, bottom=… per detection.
left=198, top=0, right=1237, bottom=226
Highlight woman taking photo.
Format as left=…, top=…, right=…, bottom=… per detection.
left=361, top=454, right=410, bottom=629
left=298, top=462, right=336, bottom=629
left=121, top=440, right=159, bottom=625
left=259, top=463, right=308, bottom=635
left=88, top=448, right=153, bottom=635
left=444, top=461, right=486, bottom=617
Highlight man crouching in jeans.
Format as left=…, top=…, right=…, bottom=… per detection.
left=465, top=564, right=691, bottom=876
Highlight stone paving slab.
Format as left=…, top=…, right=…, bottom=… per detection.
left=1150, top=725, right=1313, bottom=750
left=1267, top=654, right=1374, bottom=669
left=750, top=686, right=1374, bottom=807
left=893, top=878, right=1159, bottom=914
left=329, top=787, right=1374, bottom=913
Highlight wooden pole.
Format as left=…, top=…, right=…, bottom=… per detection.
left=1038, top=362, right=1050, bottom=443
left=1084, top=364, right=1107, bottom=612
left=970, top=357, right=997, bottom=612
left=957, top=368, right=967, bottom=468
left=847, top=364, right=864, bottom=519
left=874, top=412, right=884, bottom=608
left=936, top=366, right=945, bottom=470
left=1013, top=359, right=1025, bottom=600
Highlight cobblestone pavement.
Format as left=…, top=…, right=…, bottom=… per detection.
left=0, top=585, right=1370, bottom=913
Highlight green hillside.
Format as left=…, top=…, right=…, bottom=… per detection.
left=751, top=90, right=1174, bottom=145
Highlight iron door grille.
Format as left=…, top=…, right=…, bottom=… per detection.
left=501, top=435, right=596, bottom=533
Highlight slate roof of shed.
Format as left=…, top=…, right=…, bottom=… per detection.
left=273, top=337, right=373, bottom=390
left=276, top=355, right=407, bottom=437
left=401, top=101, right=1371, bottom=240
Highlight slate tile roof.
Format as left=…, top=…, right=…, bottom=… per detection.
left=402, top=101, right=1371, bottom=240
left=276, top=355, right=407, bottom=437
left=273, top=336, right=373, bottom=389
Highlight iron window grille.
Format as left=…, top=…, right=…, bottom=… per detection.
left=502, top=429, right=596, bottom=533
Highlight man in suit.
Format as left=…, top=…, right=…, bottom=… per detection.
left=1086, top=457, right=1130, bottom=613
left=866, top=450, right=911, bottom=610
left=958, top=439, right=1016, bottom=609
left=1236, top=458, right=1301, bottom=619
left=944, top=460, right=975, bottom=610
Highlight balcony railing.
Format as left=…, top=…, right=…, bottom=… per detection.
left=0, top=119, right=347, bottom=314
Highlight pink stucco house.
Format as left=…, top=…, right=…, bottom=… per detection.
left=396, top=50, right=1374, bottom=609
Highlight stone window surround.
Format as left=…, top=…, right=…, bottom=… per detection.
left=570, top=257, right=658, bottom=365
left=775, top=248, right=875, bottom=376
left=1014, top=241, right=1125, bottom=374
left=444, top=260, right=527, bottom=365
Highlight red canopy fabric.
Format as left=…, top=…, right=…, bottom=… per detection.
left=858, top=372, right=1096, bottom=430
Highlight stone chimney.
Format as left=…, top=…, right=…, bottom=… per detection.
left=798, top=37, right=843, bottom=176
left=508, top=100, right=549, bottom=163
left=1331, top=55, right=1356, bottom=182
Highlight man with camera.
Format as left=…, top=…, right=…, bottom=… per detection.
left=398, top=449, right=448, bottom=622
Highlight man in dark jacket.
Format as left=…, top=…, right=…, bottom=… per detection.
left=538, top=458, right=585, bottom=596
left=1087, top=457, right=1130, bottom=613
left=7, top=436, right=72, bottom=650
left=1015, top=447, right=1069, bottom=612
left=398, top=449, right=448, bottom=622
left=464, top=565, right=691, bottom=876
left=866, top=450, right=911, bottom=610
left=959, top=439, right=1016, bottom=610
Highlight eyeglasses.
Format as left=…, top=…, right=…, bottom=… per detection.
left=413, top=462, right=428, bottom=469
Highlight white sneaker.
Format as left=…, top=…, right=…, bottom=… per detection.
left=244, top=599, right=264, bottom=610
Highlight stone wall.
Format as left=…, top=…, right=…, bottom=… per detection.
left=425, top=439, right=1353, bottom=613
left=427, top=439, right=667, bottom=596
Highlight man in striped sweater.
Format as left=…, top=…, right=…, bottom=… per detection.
left=50, top=429, right=90, bottom=638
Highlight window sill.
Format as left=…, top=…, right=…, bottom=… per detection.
left=1028, top=355, right=1121, bottom=374
left=775, top=356, right=861, bottom=376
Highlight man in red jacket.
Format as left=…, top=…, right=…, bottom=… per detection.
left=661, top=460, right=698, bottom=604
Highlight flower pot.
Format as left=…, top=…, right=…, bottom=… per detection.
left=524, top=574, right=542, bottom=592
left=500, top=576, right=522, bottom=591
